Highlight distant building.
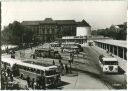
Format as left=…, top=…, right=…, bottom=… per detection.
left=62, top=36, right=87, bottom=44
left=21, top=18, right=91, bottom=42
left=76, top=20, right=91, bottom=37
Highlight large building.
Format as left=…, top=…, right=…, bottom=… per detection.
left=21, top=18, right=91, bottom=42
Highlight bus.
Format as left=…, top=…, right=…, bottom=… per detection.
left=99, top=57, right=119, bottom=73
left=61, top=42, right=83, bottom=53
left=50, top=42, right=61, bottom=47
left=35, top=48, right=61, bottom=59
left=1, top=57, right=61, bottom=88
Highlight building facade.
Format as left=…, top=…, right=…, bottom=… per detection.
left=21, top=18, right=91, bottom=43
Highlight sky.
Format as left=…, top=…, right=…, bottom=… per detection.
left=1, top=1, right=127, bottom=30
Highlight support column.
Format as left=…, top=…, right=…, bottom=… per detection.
left=117, top=46, right=119, bottom=56
left=123, top=48, right=124, bottom=59
left=109, top=45, right=110, bottom=52
left=105, top=44, right=107, bottom=50
left=100, top=43, right=101, bottom=48
left=102, top=43, right=103, bottom=49
left=112, top=46, right=114, bottom=54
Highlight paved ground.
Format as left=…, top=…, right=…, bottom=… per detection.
left=61, top=72, right=110, bottom=89
left=2, top=43, right=126, bottom=89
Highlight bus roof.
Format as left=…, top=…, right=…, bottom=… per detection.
left=102, top=58, right=118, bottom=61
left=16, top=61, right=57, bottom=71
left=2, top=57, right=16, bottom=67
left=35, top=48, right=53, bottom=51
left=2, top=57, right=58, bottom=71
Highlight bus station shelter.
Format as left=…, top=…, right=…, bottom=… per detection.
left=94, top=40, right=127, bottom=60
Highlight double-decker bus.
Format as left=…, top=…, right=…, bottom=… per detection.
left=1, top=57, right=61, bottom=88
left=99, top=57, right=119, bottom=73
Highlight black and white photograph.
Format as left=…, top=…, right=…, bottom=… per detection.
left=1, top=0, right=127, bottom=90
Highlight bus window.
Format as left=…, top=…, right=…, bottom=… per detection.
left=45, top=70, right=55, bottom=76
left=104, top=61, right=118, bottom=65
left=29, top=68, right=33, bottom=72
left=24, top=66, right=27, bottom=70
left=36, top=69, right=40, bottom=74
left=41, top=71, right=44, bottom=75
left=22, top=66, right=25, bottom=70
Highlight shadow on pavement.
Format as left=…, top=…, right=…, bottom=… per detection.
left=47, top=81, right=70, bottom=90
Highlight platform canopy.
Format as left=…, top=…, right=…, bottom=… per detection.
left=94, top=40, right=127, bottom=48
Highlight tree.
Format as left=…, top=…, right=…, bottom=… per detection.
left=118, top=22, right=127, bottom=40
left=1, top=21, right=34, bottom=45
left=91, top=23, right=126, bottom=40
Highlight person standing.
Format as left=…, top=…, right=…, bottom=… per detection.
left=59, top=59, right=61, bottom=64
left=53, top=60, right=55, bottom=65
left=26, top=75, right=30, bottom=87
left=10, top=72, right=13, bottom=82
left=60, top=63, right=64, bottom=75
left=31, top=78, right=35, bottom=89
left=65, top=64, right=69, bottom=74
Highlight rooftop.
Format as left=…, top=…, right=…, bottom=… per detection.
left=21, top=18, right=91, bottom=27
left=94, top=40, right=127, bottom=48
left=77, top=20, right=91, bottom=27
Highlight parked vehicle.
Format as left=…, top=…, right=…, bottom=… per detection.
left=2, top=57, right=61, bottom=89
left=35, top=48, right=61, bottom=59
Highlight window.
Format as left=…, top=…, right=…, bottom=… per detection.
left=36, top=69, right=40, bottom=74
left=104, top=61, right=118, bottom=65
left=41, top=71, right=44, bottom=75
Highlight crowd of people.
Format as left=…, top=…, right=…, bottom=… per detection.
left=1, top=64, right=16, bottom=90
left=53, top=59, right=72, bottom=75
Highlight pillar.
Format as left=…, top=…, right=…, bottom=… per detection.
left=103, top=43, right=104, bottom=49
left=109, top=45, right=110, bottom=52
left=105, top=44, right=107, bottom=50
left=102, top=43, right=103, bottom=49
left=112, top=46, right=114, bottom=54
left=123, top=48, right=124, bottom=59
left=117, top=46, right=119, bottom=56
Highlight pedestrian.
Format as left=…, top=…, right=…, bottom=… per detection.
left=6, top=46, right=9, bottom=54
left=36, top=77, right=39, bottom=89
left=31, top=78, right=35, bottom=89
left=10, top=72, right=13, bottom=82
left=68, top=60, right=72, bottom=73
left=59, top=59, right=61, bottom=64
left=20, top=73, right=24, bottom=79
left=7, top=67, right=10, bottom=76
left=26, top=75, right=30, bottom=87
left=53, top=60, right=55, bottom=65
left=33, top=80, right=37, bottom=89
left=60, top=63, right=64, bottom=75
left=33, top=54, right=36, bottom=59
left=65, top=64, right=69, bottom=74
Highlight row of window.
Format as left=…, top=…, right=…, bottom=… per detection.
left=16, top=64, right=44, bottom=75
left=38, top=29, right=56, bottom=34
left=15, top=64, right=59, bottom=76
left=39, top=25, right=57, bottom=29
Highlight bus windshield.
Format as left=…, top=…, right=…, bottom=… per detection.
left=45, top=69, right=59, bottom=76
left=104, top=61, right=118, bottom=65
